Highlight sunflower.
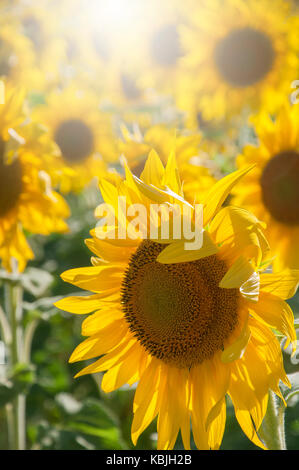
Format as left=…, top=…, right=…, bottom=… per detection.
left=56, top=151, right=297, bottom=450
left=0, top=84, right=70, bottom=272
left=16, top=2, right=67, bottom=91
left=118, top=124, right=217, bottom=204
left=234, top=103, right=299, bottom=271
left=0, top=20, right=37, bottom=87
left=178, top=0, right=299, bottom=122
left=33, top=86, right=118, bottom=193
left=61, top=0, right=186, bottom=109
left=95, top=62, right=150, bottom=110
left=57, top=0, right=109, bottom=94
left=136, top=0, right=187, bottom=97
left=57, top=0, right=149, bottom=109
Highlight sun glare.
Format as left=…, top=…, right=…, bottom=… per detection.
left=85, top=0, right=149, bottom=37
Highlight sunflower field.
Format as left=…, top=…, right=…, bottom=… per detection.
left=0, top=0, right=299, bottom=453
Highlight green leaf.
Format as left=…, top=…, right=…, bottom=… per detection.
left=57, top=397, right=125, bottom=449
left=27, top=92, right=46, bottom=107
left=21, top=268, right=53, bottom=297
left=0, top=363, right=35, bottom=406
left=0, top=267, right=53, bottom=296
left=10, top=363, right=36, bottom=386
left=32, top=398, right=125, bottom=450
left=285, top=387, right=299, bottom=404
left=0, top=380, right=15, bottom=407
left=31, top=421, right=97, bottom=450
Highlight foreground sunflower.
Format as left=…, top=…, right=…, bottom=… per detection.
left=56, top=152, right=297, bottom=450
left=234, top=104, right=299, bottom=271
left=178, top=0, right=299, bottom=122
left=33, top=86, right=117, bottom=193
left=0, top=84, right=70, bottom=272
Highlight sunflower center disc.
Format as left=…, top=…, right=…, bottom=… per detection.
left=23, top=16, right=45, bottom=51
left=0, top=140, right=23, bottom=217
left=120, top=74, right=141, bottom=100
left=214, top=27, right=275, bottom=87
left=260, top=151, right=299, bottom=225
left=54, top=119, right=94, bottom=164
left=150, top=24, right=182, bottom=67
left=121, top=240, right=239, bottom=368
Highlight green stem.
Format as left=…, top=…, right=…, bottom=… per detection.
left=0, top=304, right=11, bottom=345
left=5, top=403, right=14, bottom=450
left=4, top=281, right=26, bottom=450
left=23, top=319, right=39, bottom=364
left=259, top=390, right=286, bottom=450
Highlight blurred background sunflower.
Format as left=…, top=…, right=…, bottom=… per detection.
left=0, top=20, right=36, bottom=87
left=177, top=0, right=299, bottom=123
left=234, top=103, right=299, bottom=271
left=32, top=85, right=118, bottom=193
left=0, top=82, right=69, bottom=272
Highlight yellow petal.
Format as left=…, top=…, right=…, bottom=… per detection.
left=132, top=173, right=192, bottom=208
left=92, top=227, right=139, bottom=247
left=74, top=335, right=135, bottom=378
left=123, top=161, right=145, bottom=202
left=157, top=230, right=217, bottom=264
left=101, top=343, right=145, bottom=393
left=203, top=166, right=255, bottom=225
left=190, top=358, right=228, bottom=450
left=209, top=205, right=269, bottom=268
left=61, top=265, right=123, bottom=292
left=204, top=354, right=230, bottom=434
left=98, top=178, right=119, bottom=208
left=233, top=408, right=267, bottom=450
left=228, top=333, right=277, bottom=450
left=249, top=318, right=291, bottom=389
left=205, top=398, right=226, bottom=433
left=240, top=272, right=260, bottom=302
left=221, top=320, right=251, bottom=363
left=69, top=320, right=127, bottom=363
left=260, top=270, right=299, bottom=300
left=249, top=292, right=297, bottom=354
left=229, top=361, right=268, bottom=447
left=132, top=358, right=162, bottom=445
left=81, top=308, right=123, bottom=336
left=132, top=175, right=169, bottom=204
left=54, top=293, right=119, bottom=314
left=163, top=150, right=183, bottom=196
left=85, top=237, right=135, bottom=263
left=219, top=256, right=255, bottom=289
left=140, top=149, right=165, bottom=186
left=157, top=365, right=189, bottom=450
